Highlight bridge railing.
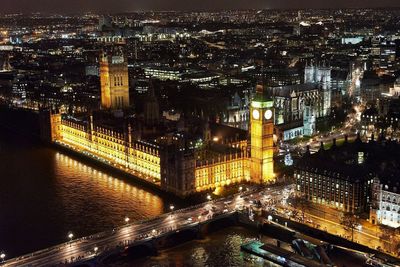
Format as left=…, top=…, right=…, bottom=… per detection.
left=2, top=184, right=287, bottom=265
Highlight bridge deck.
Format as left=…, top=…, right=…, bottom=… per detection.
left=1, top=185, right=289, bottom=267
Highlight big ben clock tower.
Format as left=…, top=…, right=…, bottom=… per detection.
left=250, top=84, right=275, bottom=184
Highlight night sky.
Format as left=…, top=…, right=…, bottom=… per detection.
left=2, top=0, right=400, bottom=13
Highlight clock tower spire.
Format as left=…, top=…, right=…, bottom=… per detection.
left=250, top=83, right=275, bottom=184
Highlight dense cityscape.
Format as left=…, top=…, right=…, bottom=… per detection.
left=0, top=6, right=400, bottom=267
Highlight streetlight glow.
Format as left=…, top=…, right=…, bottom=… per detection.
left=124, top=216, right=130, bottom=223
left=0, top=252, right=5, bottom=262
left=67, top=232, right=74, bottom=247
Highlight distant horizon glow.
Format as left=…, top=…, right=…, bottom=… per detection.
left=1, top=0, right=400, bottom=14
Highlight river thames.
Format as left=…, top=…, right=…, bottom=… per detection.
left=0, top=117, right=369, bottom=267
left=0, top=128, right=167, bottom=259
left=0, top=127, right=281, bottom=266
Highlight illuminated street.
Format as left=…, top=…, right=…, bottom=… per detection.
left=1, top=186, right=290, bottom=267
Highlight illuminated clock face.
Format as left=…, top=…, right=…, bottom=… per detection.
left=264, top=110, right=273, bottom=120
left=252, top=109, right=260, bottom=120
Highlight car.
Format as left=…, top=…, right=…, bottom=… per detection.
left=201, top=210, right=209, bottom=216
left=235, top=205, right=244, bottom=211
left=187, top=217, right=193, bottom=222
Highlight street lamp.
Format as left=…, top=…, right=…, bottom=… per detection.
left=239, top=186, right=243, bottom=192
left=68, top=232, right=74, bottom=247
left=207, top=194, right=212, bottom=201
left=94, top=246, right=98, bottom=254
left=124, top=216, right=130, bottom=224
left=169, top=204, right=175, bottom=212
left=0, top=252, right=5, bottom=262
left=68, top=232, right=74, bottom=241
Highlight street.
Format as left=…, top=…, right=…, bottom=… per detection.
left=1, top=185, right=290, bottom=267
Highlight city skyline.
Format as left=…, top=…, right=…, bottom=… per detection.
left=2, top=0, right=400, bottom=13
left=1, top=5, right=400, bottom=266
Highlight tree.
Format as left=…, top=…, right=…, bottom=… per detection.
left=289, top=195, right=310, bottom=222
left=340, top=212, right=360, bottom=242
left=379, top=225, right=400, bottom=254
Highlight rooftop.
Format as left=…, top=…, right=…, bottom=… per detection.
left=296, top=135, right=400, bottom=190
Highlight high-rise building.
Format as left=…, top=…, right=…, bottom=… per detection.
left=100, top=48, right=130, bottom=110
left=1, top=53, right=12, bottom=72
left=98, top=15, right=112, bottom=31
left=250, top=84, right=275, bottom=184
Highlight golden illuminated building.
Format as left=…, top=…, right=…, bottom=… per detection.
left=194, top=145, right=251, bottom=192
left=43, top=83, right=275, bottom=196
left=100, top=48, right=130, bottom=109
left=250, top=84, right=275, bottom=184
left=55, top=115, right=161, bottom=185
left=39, top=110, right=62, bottom=143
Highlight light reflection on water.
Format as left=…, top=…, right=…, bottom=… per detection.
left=112, top=227, right=280, bottom=267
left=0, top=130, right=279, bottom=267
left=52, top=152, right=165, bottom=233
left=0, top=130, right=165, bottom=258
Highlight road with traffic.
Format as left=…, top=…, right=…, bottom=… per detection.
left=3, top=180, right=395, bottom=266
left=1, top=185, right=292, bottom=267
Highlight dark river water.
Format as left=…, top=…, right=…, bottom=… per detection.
left=124, top=227, right=280, bottom=267
left=0, top=129, right=166, bottom=259
left=0, top=125, right=361, bottom=267
left=0, top=106, right=293, bottom=267
left=0, top=128, right=279, bottom=267
left=0, top=117, right=282, bottom=266
left=0, top=109, right=366, bottom=267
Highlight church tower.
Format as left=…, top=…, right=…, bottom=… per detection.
left=250, top=84, right=275, bottom=184
left=144, top=81, right=160, bottom=126
left=304, top=61, right=315, bottom=83
left=304, top=61, right=332, bottom=117
left=100, top=47, right=130, bottom=109
left=303, top=100, right=316, bottom=136
left=319, top=62, right=332, bottom=116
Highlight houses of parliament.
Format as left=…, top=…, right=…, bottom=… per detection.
left=40, top=49, right=275, bottom=197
